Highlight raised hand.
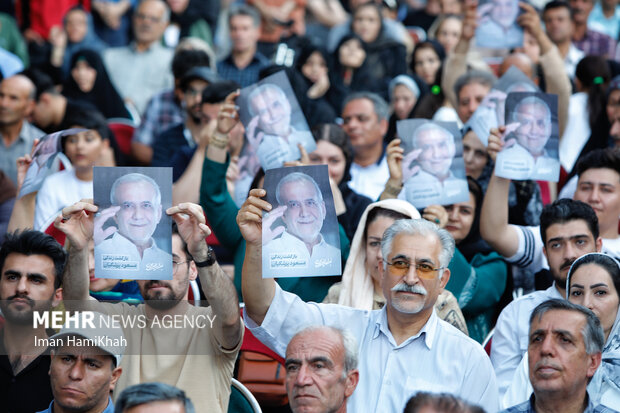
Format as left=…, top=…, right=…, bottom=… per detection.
left=55, top=200, right=98, bottom=250
left=217, top=90, right=241, bottom=134
left=422, top=204, right=449, bottom=228
left=93, top=205, right=120, bottom=246
left=402, top=148, right=423, bottom=182
left=246, top=116, right=264, bottom=148
left=236, top=188, right=274, bottom=246
left=166, top=203, right=212, bottom=262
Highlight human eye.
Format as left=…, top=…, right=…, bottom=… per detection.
left=305, top=199, right=319, bottom=208
left=121, top=202, right=133, bottom=210
left=570, top=290, right=582, bottom=297
left=141, top=201, right=153, bottom=209
left=594, top=289, right=608, bottom=296
left=312, top=361, right=325, bottom=370
left=549, top=241, right=562, bottom=249
left=287, top=200, right=301, bottom=209
left=285, top=363, right=299, bottom=373
left=392, top=260, right=409, bottom=270
left=369, top=241, right=381, bottom=248
left=417, top=263, right=434, bottom=273
left=5, top=273, right=18, bottom=281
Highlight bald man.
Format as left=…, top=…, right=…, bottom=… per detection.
left=0, top=75, right=44, bottom=184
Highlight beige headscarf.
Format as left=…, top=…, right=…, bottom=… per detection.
left=337, top=199, right=421, bottom=310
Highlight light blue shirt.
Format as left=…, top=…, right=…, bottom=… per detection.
left=588, top=3, right=620, bottom=41
left=37, top=396, right=115, bottom=413
left=245, top=285, right=499, bottom=413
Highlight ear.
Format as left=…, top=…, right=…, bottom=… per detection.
left=188, top=260, right=198, bottom=282
left=344, top=369, right=360, bottom=398
left=439, top=268, right=450, bottom=290
left=24, top=99, right=35, bottom=117
left=595, top=237, right=603, bottom=252
left=586, top=352, right=602, bottom=379
left=52, top=287, right=63, bottom=307
left=109, top=367, right=123, bottom=391
left=379, top=118, right=389, bottom=136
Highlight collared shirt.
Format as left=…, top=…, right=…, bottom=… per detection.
left=262, top=230, right=341, bottom=278
left=103, top=42, right=174, bottom=114
left=500, top=393, right=619, bottom=413
left=0, top=121, right=44, bottom=185
left=244, top=285, right=499, bottom=413
left=400, top=169, right=469, bottom=209
left=573, top=29, right=616, bottom=58
left=490, top=284, right=564, bottom=397
left=37, top=396, right=115, bottom=413
left=217, top=52, right=270, bottom=88
left=349, top=154, right=390, bottom=201
left=151, top=122, right=195, bottom=167
left=495, top=143, right=561, bottom=182
left=255, top=128, right=315, bottom=171
left=588, top=3, right=620, bottom=41
left=564, top=44, right=585, bottom=79
left=132, top=89, right=184, bottom=147
left=95, top=232, right=173, bottom=280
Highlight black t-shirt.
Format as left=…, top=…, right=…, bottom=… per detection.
left=403, top=9, right=437, bottom=32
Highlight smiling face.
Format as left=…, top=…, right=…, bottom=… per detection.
left=113, top=181, right=162, bottom=247
left=280, top=180, right=326, bottom=245
left=250, top=87, right=292, bottom=136
left=513, top=101, right=552, bottom=156
left=444, top=192, right=476, bottom=244
left=457, top=82, right=491, bottom=123
left=528, top=310, right=599, bottom=398
left=568, top=263, right=619, bottom=340
left=50, top=344, right=121, bottom=412
left=414, top=126, right=456, bottom=179
left=341, top=98, right=387, bottom=158
left=491, top=0, right=519, bottom=27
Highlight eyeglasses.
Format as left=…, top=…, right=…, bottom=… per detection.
left=286, top=199, right=320, bottom=211
left=135, top=13, right=162, bottom=23
left=173, top=260, right=189, bottom=273
left=385, top=260, right=444, bottom=279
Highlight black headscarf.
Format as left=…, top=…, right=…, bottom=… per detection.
left=62, top=49, right=131, bottom=120
left=456, top=177, right=494, bottom=261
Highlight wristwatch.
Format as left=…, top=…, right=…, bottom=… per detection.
left=194, top=246, right=216, bottom=267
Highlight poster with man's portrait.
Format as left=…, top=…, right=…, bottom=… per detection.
left=495, top=92, right=560, bottom=181
left=93, top=167, right=173, bottom=280
left=397, top=120, right=469, bottom=209
left=466, top=66, right=538, bottom=146
left=476, top=0, right=524, bottom=49
left=19, top=128, right=85, bottom=198
left=238, top=70, right=316, bottom=171
left=262, top=165, right=341, bottom=278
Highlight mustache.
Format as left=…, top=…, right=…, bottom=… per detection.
left=391, top=283, right=427, bottom=295
left=561, top=259, right=575, bottom=271
left=145, top=281, right=171, bottom=290
left=5, top=293, right=35, bottom=307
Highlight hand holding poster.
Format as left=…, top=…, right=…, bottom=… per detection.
left=238, top=71, right=316, bottom=170
left=93, top=167, right=173, bottom=280
left=495, top=92, right=560, bottom=181
left=262, top=165, right=341, bottom=278
left=476, top=0, right=524, bottom=49
left=397, top=120, right=469, bottom=209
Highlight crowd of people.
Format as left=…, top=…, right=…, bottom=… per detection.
left=0, top=0, right=620, bottom=412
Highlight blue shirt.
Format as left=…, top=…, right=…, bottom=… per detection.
left=217, top=52, right=270, bottom=88
left=37, top=396, right=115, bottom=413
left=500, top=394, right=619, bottom=413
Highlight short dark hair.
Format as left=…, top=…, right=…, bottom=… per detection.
left=0, top=230, right=67, bottom=289
left=22, top=68, right=56, bottom=100
left=539, top=199, right=599, bottom=245
left=530, top=299, right=605, bottom=355
left=201, top=80, right=240, bottom=104
left=171, top=49, right=211, bottom=80
left=115, top=382, right=195, bottom=413
left=63, top=109, right=110, bottom=144
left=342, top=92, right=389, bottom=121
left=404, top=392, right=485, bottom=413
left=543, top=0, right=571, bottom=16
left=454, top=70, right=496, bottom=101
left=575, top=148, right=620, bottom=180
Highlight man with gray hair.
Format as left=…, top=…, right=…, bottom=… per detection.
left=285, top=326, right=359, bottom=413
left=262, top=172, right=340, bottom=276
left=94, top=172, right=172, bottom=278
left=238, top=191, right=499, bottom=412
left=500, top=299, right=617, bottom=413
left=115, top=382, right=195, bottom=413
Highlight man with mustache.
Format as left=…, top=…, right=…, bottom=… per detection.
left=238, top=193, right=499, bottom=412
left=500, top=300, right=615, bottom=413
left=57, top=201, right=242, bottom=412
left=0, top=230, right=66, bottom=413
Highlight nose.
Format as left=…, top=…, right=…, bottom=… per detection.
left=131, top=205, right=144, bottom=219
left=563, top=242, right=578, bottom=262
left=68, top=361, right=85, bottom=381
left=447, top=207, right=459, bottom=222
left=467, top=100, right=478, bottom=115
left=539, top=335, right=556, bottom=356
left=294, top=364, right=313, bottom=386
left=582, top=293, right=594, bottom=310
left=463, top=150, right=473, bottom=163
left=15, top=276, right=28, bottom=294
left=588, top=187, right=601, bottom=203
left=403, top=265, right=421, bottom=285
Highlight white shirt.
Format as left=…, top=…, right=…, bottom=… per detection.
left=399, top=169, right=469, bottom=209
left=495, top=143, right=560, bottom=182
left=244, top=285, right=499, bottom=413
left=96, top=232, right=173, bottom=279
left=349, top=155, right=389, bottom=201
left=490, top=284, right=564, bottom=398
left=256, top=128, right=315, bottom=171
left=262, top=230, right=341, bottom=278
left=565, top=44, right=585, bottom=79
left=34, top=169, right=92, bottom=230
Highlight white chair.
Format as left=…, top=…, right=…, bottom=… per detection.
left=230, top=378, right=262, bottom=413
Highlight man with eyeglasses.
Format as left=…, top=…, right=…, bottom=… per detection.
left=237, top=194, right=499, bottom=412
left=262, top=172, right=340, bottom=276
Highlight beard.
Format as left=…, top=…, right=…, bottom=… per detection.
left=142, top=280, right=185, bottom=310
left=552, top=258, right=576, bottom=290
left=0, top=294, right=55, bottom=325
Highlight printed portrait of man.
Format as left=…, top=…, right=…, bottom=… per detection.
left=262, top=171, right=340, bottom=277
left=95, top=172, right=173, bottom=279
left=476, top=0, right=523, bottom=49
left=496, top=94, right=561, bottom=181
left=245, top=81, right=315, bottom=170
left=400, top=121, right=469, bottom=209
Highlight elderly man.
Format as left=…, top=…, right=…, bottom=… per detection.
left=57, top=200, right=242, bottom=412
left=37, top=313, right=125, bottom=413
left=285, top=326, right=359, bottom=413
left=262, top=172, right=340, bottom=277
left=103, top=0, right=174, bottom=114
left=247, top=83, right=314, bottom=170
left=0, top=230, right=66, bottom=412
left=238, top=193, right=499, bottom=412
left=476, top=0, right=523, bottom=49
left=496, top=96, right=560, bottom=181
left=115, top=382, right=195, bottom=413
left=0, top=74, right=44, bottom=185
left=500, top=299, right=617, bottom=413
left=94, top=173, right=172, bottom=278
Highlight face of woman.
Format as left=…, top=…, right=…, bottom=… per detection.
left=462, top=130, right=488, bottom=179
left=436, top=18, right=462, bottom=54
left=444, top=191, right=476, bottom=244
left=301, top=51, right=328, bottom=84
left=568, top=263, right=620, bottom=339
left=65, top=10, right=88, bottom=43
left=64, top=129, right=105, bottom=172
left=339, top=38, right=366, bottom=69
left=392, top=85, right=417, bottom=120
left=71, top=60, right=97, bottom=93
left=365, top=216, right=396, bottom=286
left=308, top=140, right=347, bottom=184
left=414, top=47, right=441, bottom=86
left=352, top=6, right=382, bottom=44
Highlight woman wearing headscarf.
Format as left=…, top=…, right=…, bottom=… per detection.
left=62, top=49, right=131, bottom=120
left=385, top=74, right=426, bottom=142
